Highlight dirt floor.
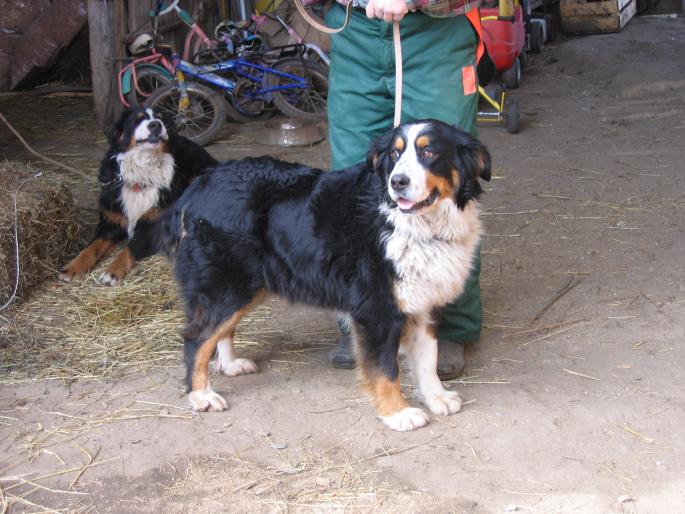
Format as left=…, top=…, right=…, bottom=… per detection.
left=1, top=17, right=684, bottom=514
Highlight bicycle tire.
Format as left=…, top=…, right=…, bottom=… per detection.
left=223, top=77, right=274, bottom=123
left=145, top=82, right=226, bottom=146
left=125, top=65, right=173, bottom=107
left=224, top=95, right=275, bottom=123
left=265, top=58, right=328, bottom=121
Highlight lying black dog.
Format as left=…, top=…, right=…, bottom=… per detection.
left=60, top=107, right=217, bottom=285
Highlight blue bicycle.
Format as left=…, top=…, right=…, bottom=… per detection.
left=144, top=48, right=328, bottom=146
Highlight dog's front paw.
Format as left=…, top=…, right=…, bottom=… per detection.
left=216, top=357, right=258, bottom=377
left=189, top=389, right=228, bottom=412
left=59, top=265, right=82, bottom=283
left=98, top=271, right=120, bottom=286
left=381, top=407, right=429, bottom=432
left=421, top=390, right=462, bottom=416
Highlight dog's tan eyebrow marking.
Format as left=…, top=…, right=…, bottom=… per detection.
left=393, top=136, right=405, bottom=152
left=416, top=135, right=430, bottom=149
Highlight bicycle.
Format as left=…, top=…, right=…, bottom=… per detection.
left=144, top=46, right=328, bottom=145
left=118, top=0, right=214, bottom=109
left=118, top=0, right=328, bottom=130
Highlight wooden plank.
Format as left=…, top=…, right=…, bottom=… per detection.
left=87, top=0, right=127, bottom=131
left=560, top=0, right=636, bottom=34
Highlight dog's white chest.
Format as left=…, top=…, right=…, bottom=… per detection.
left=383, top=202, right=481, bottom=315
left=117, top=148, right=174, bottom=236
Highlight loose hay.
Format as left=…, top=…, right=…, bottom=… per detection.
left=0, top=255, right=272, bottom=382
left=0, top=160, right=84, bottom=307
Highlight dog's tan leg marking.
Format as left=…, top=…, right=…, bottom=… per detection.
left=190, top=290, right=267, bottom=412
left=99, top=246, right=135, bottom=286
left=357, top=355, right=429, bottom=432
left=403, top=320, right=462, bottom=416
left=59, top=239, right=116, bottom=282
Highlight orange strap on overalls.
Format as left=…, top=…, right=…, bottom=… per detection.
left=465, top=9, right=485, bottom=64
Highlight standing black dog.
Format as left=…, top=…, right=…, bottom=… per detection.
left=59, top=107, right=217, bottom=285
left=157, top=119, right=491, bottom=432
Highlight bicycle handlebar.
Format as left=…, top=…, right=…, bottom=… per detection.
left=157, top=0, right=180, bottom=16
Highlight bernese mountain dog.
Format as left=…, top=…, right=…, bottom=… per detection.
left=59, top=107, right=217, bottom=285
left=158, top=119, right=491, bottom=432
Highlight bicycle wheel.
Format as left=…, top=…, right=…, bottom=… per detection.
left=224, top=77, right=274, bottom=123
left=145, top=82, right=226, bottom=146
left=125, top=65, right=173, bottom=107
left=265, top=58, right=328, bottom=120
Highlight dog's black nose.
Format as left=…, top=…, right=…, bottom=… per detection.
left=391, top=174, right=410, bottom=191
left=148, top=120, right=162, bottom=134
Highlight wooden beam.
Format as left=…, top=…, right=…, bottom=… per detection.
left=87, top=0, right=128, bottom=131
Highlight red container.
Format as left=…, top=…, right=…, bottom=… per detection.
left=480, top=5, right=526, bottom=72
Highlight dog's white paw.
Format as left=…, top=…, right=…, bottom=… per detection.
left=421, top=390, right=462, bottom=416
left=98, top=272, right=119, bottom=286
left=216, top=357, right=258, bottom=377
left=58, top=271, right=74, bottom=282
left=381, top=407, right=429, bottom=432
left=189, top=389, right=228, bottom=412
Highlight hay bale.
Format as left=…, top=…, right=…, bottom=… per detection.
left=0, top=160, right=84, bottom=306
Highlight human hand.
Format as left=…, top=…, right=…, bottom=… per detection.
left=365, top=0, right=411, bottom=22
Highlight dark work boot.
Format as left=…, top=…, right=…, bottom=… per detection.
left=436, top=340, right=466, bottom=381
left=328, top=334, right=356, bottom=369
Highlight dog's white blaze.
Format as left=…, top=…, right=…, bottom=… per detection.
left=117, top=147, right=174, bottom=236
left=382, top=199, right=481, bottom=315
left=401, top=319, right=462, bottom=416
left=133, top=111, right=169, bottom=142
left=388, top=122, right=429, bottom=203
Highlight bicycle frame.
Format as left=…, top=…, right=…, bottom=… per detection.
left=118, top=50, right=175, bottom=107
left=169, top=53, right=311, bottom=109
left=252, top=12, right=330, bottom=66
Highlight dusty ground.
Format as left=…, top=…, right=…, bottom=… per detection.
left=1, top=17, right=684, bottom=513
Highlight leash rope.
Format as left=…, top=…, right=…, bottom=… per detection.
left=290, top=0, right=403, bottom=128
left=291, top=0, right=353, bottom=33
left=392, top=21, right=402, bottom=128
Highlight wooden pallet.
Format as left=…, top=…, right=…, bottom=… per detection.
left=560, top=0, right=637, bottom=34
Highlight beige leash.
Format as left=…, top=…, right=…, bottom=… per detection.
left=290, top=0, right=403, bottom=128
left=391, top=21, right=402, bottom=128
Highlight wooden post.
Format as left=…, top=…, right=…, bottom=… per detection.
left=88, top=0, right=128, bottom=131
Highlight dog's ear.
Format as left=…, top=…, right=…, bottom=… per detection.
left=455, top=130, right=491, bottom=183
left=366, top=127, right=399, bottom=175
left=107, top=109, right=132, bottom=151
left=453, top=128, right=492, bottom=207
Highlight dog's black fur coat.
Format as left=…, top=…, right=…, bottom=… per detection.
left=157, top=120, right=491, bottom=395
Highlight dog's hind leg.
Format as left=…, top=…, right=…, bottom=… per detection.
left=187, top=290, right=267, bottom=412
left=352, top=318, right=429, bottom=432
left=402, top=317, right=462, bottom=417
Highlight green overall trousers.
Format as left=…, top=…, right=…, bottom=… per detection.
left=327, top=3, right=482, bottom=343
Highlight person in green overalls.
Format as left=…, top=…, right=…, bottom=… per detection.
left=325, top=0, right=484, bottom=380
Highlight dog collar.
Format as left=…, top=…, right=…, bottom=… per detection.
left=130, top=182, right=149, bottom=192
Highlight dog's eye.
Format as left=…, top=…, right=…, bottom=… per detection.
left=390, top=149, right=401, bottom=161
left=421, top=148, right=435, bottom=159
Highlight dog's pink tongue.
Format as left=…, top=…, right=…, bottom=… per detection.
left=397, top=198, right=415, bottom=210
